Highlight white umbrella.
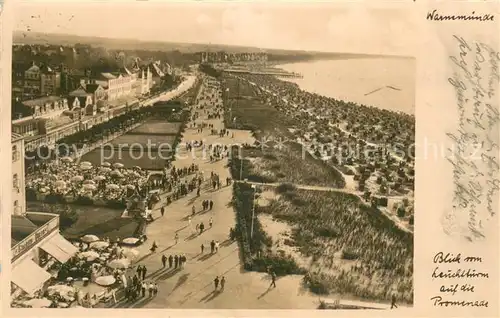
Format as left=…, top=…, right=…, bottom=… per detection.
left=101, top=167, right=112, bottom=173
left=95, top=275, right=116, bottom=286
left=47, top=285, right=75, bottom=296
left=110, top=170, right=123, bottom=178
left=122, top=237, right=140, bottom=245
left=23, top=298, right=52, bottom=308
left=106, top=184, right=120, bottom=190
left=80, top=165, right=92, bottom=171
left=94, top=176, right=106, bottom=181
left=113, top=163, right=124, bottom=168
left=83, top=179, right=96, bottom=185
left=90, top=241, right=110, bottom=250
left=78, top=251, right=99, bottom=261
left=55, top=180, right=66, bottom=187
left=71, top=176, right=84, bottom=182
left=81, top=234, right=99, bottom=243
left=108, top=258, right=130, bottom=269
left=101, top=162, right=111, bottom=167
left=83, top=184, right=97, bottom=191
left=122, top=248, right=139, bottom=259
left=80, top=161, right=92, bottom=166
left=61, top=157, right=74, bottom=163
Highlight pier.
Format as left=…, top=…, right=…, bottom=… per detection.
left=222, top=68, right=303, bottom=78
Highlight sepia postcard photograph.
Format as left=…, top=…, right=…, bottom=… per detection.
left=0, top=0, right=498, bottom=317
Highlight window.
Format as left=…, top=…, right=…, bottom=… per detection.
left=12, top=145, right=18, bottom=162
left=13, top=174, right=19, bottom=190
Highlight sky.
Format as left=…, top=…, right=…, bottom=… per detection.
left=14, top=1, right=418, bottom=56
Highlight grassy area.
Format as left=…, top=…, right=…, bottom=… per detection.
left=262, top=188, right=413, bottom=303
left=223, top=76, right=345, bottom=188
left=231, top=182, right=306, bottom=276
left=27, top=202, right=140, bottom=241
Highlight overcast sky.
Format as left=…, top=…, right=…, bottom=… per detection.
left=14, top=1, right=417, bottom=56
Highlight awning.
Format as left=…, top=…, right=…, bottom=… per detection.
left=12, top=258, right=51, bottom=295
left=40, top=234, right=78, bottom=263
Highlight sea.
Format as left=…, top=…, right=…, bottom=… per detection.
left=279, top=58, right=416, bottom=115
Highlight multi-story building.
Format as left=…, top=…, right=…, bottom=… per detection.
left=94, top=72, right=133, bottom=101
left=12, top=133, right=26, bottom=216
left=11, top=134, right=78, bottom=298
left=40, top=65, right=61, bottom=96
left=12, top=117, right=39, bottom=138
left=23, top=63, right=41, bottom=96
left=23, top=63, right=62, bottom=97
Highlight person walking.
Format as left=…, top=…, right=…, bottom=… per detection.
left=215, top=240, right=220, bottom=253
left=270, top=271, right=277, bottom=288
left=220, top=276, right=226, bottom=291
left=168, top=255, right=173, bottom=268
left=201, top=243, right=205, bottom=254
left=209, top=200, right=214, bottom=210
left=161, top=206, right=165, bottom=216
left=210, top=240, right=215, bottom=253
left=209, top=217, right=213, bottom=228
left=141, top=282, right=147, bottom=297
left=162, top=254, right=167, bottom=268
left=142, top=266, right=147, bottom=280
left=153, top=283, right=159, bottom=296
left=391, top=294, right=398, bottom=309
left=200, top=222, right=205, bottom=234
left=192, top=205, right=196, bottom=216
left=214, top=276, right=220, bottom=290
left=174, top=255, right=179, bottom=268
left=175, top=233, right=179, bottom=245
left=136, top=265, right=142, bottom=280
left=148, top=282, right=154, bottom=297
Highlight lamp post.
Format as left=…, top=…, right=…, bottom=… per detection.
left=239, top=152, right=243, bottom=180
left=250, top=184, right=257, bottom=239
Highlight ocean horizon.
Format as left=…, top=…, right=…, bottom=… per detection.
left=279, top=58, right=416, bottom=115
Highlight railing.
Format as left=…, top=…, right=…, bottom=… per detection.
left=11, top=212, right=60, bottom=263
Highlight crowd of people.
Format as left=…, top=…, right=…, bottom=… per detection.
left=232, top=73, right=414, bottom=208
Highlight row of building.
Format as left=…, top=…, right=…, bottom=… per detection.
left=199, top=51, right=268, bottom=63
left=14, top=60, right=168, bottom=100
left=12, top=61, right=171, bottom=152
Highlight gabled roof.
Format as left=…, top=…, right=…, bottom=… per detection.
left=25, top=64, right=40, bottom=73
left=85, top=83, right=104, bottom=93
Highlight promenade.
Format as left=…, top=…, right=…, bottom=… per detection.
left=110, top=76, right=320, bottom=309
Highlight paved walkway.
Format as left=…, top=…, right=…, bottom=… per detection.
left=111, top=76, right=321, bottom=309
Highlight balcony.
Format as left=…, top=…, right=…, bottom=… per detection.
left=11, top=212, right=60, bottom=263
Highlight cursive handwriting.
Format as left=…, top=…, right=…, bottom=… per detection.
left=430, top=296, right=488, bottom=307
left=432, top=267, right=489, bottom=279
left=427, top=10, right=495, bottom=22
left=445, top=35, right=500, bottom=240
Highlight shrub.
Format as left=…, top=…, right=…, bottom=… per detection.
left=251, top=254, right=306, bottom=276
left=276, top=183, right=297, bottom=194
left=341, top=249, right=359, bottom=260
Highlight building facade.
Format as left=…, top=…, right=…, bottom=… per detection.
left=12, top=134, right=26, bottom=216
